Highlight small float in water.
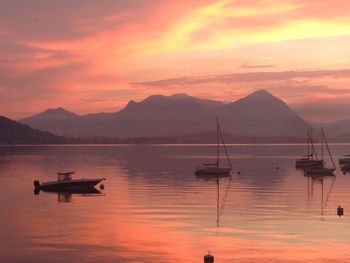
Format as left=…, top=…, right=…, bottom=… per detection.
left=34, top=171, right=105, bottom=191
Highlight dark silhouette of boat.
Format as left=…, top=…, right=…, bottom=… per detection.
left=195, top=118, right=232, bottom=176
left=339, top=154, right=350, bottom=165
left=295, top=129, right=323, bottom=168
left=34, top=171, right=105, bottom=191
left=305, top=128, right=335, bottom=176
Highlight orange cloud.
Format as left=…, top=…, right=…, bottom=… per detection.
left=1, top=0, right=350, bottom=120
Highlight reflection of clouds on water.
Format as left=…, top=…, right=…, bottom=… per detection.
left=1, top=145, right=350, bottom=262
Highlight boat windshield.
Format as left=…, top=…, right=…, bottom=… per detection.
left=57, top=173, right=73, bottom=181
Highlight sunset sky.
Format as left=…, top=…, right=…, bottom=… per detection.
left=1, top=0, right=350, bottom=122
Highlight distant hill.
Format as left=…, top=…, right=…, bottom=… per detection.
left=333, top=132, right=350, bottom=142
left=120, top=131, right=306, bottom=144
left=0, top=115, right=306, bottom=144
left=325, top=119, right=350, bottom=138
left=20, top=90, right=311, bottom=138
left=220, top=89, right=310, bottom=137
left=20, top=107, right=80, bottom=136
left=0, top=116, right=68, bottom=144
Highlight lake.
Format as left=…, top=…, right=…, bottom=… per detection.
left=1, top=144, right=350, bottom=263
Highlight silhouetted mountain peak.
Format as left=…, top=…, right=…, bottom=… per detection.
left=21, top=107, right=78, bottom=122
left=125, top=100, right=136, bottom=107
left=143, top=93, right=191, bottom=102
left=120, top=93, right=224, bottom=116
left=246, top=89, right=276, bottom=100
left=44, top=107, right=75, bottom=115
left=170, top=93, right=191, bottom=99
left=231, top=89, right=285, bottom=108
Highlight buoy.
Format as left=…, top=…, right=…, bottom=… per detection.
left=276, top=166, right=280, bottom=170
left=337, top=205, right=344, bottom=217
left=204, top=251, right=214, bottom=263
left=237, top=171, right=241, bottom=174
left=100, top=183, right=105, bottom=190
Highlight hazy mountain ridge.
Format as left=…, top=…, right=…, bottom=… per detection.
left=0, top=115, right=307, bottom=144
left=20, top=90, right=312, bottom=138
left=324, top=119, right=350, bottom=137
left=0, top=116, right=67, bottom=144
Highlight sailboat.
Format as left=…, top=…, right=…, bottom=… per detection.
left=305, top=128, right=335, bottom=176
left=295, top=130, right=323, bottom=168
left=339, top=154, right=350, bottom=166
left=195, top=118, right=232, bottom=176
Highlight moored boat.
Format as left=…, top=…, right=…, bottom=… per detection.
left=339, top=154, right=350, bottom=165
left=195, top=166, right=232, bottom=176
left=295, top=129, right=323, bottom=168
left=34, top=171, right=105, bottom=191
left=296, top=158, right=323, bottom=168
left=305, top=166, right=335, bottom=176
left=195, top=118, right=232, bottom=177
left=305, top=128, right=336, bottom=176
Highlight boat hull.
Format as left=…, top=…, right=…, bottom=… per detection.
left=339, top=158, right=350, bottom=165
left=37, top=178, right=105, bottom=191
left=295, top=159, right=323, bottom=168
left=305, top=167, right=335, bottom=176
left=195, top=167, right=231, bottom=176
left=341, top=163, right=350, bottom=171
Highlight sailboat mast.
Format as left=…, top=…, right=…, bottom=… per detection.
left=216, top=117, right=220, bottom=167
left=216, top=178, right=219, bottom=227
left=322, top=128, right=336, bottom=169
left=321, top=127, right=324, bottom=161
left=310, top=129, right=319, bottom=160
left=217, top=120, right=233, bottom=169
left=307, top=130, right=310, bottom=158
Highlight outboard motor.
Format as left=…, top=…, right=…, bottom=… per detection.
left=337, top=205, right=344, bottom=217
left=34, top=180, right=41, bottom=189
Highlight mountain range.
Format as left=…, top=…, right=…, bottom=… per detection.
left=0, top=116, right=67, bottom=144
left=20, top=90, right=312, bottom=138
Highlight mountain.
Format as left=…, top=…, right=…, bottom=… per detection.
left=22, top=107, right=79, bottom=120
left=333, top=132, right=350, bottom=142
left=0, top=116, right=67, bottom=144
left=325, top=119, right=350, bottom=138
left=220, top=90, right=310, bottom=137
left=20, top=90, right=311, bottom=138
left=20, top=107, right=80, bottom=136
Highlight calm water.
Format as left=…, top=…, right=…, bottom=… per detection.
left=1, top=144, right=350, bottom=263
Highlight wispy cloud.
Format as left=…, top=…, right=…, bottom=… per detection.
left=240, top=63, right=274, bottom=69
left=133, top=69, right=350, bottom=87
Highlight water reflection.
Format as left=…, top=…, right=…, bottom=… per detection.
left=196, top=175, right=233, bottom=227
left=34, top=187, right=104, bottom=203
left=1, top=145, right=350, bottom=263
left=306, top=175, right=337, bottom=216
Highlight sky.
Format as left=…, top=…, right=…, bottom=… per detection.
left=1, top=0, right=350, bottom=122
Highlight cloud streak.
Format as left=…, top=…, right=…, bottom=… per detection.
left=134, top=69, right=350, bottom=87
